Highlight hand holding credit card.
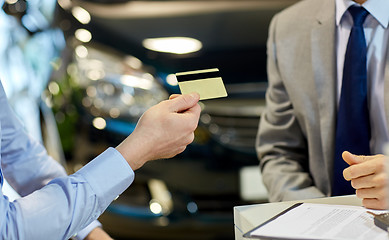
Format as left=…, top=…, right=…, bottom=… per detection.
left=175, top=68, right=228, bottom=100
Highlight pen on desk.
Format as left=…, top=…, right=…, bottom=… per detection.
left=367, top=211, right=389, bottom=232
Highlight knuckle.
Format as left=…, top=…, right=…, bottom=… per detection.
left=376, top=174, right=387, bottom=187
left=180, top=95, right=191, bottom=106
left=188, top=133, right=195, bottom=143
left=183, top=133, right=195, bottom=146
left=377, top=159, right=386, bottom=170
left=372, top=198, right=387, bottom=210
left=355, top=189, right=363, bottom=198
left=178, top=146, right=187, bottom=154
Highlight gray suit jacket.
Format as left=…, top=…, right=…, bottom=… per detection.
left=256, top=0, right=389, bottom=202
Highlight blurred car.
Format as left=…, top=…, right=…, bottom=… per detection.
left=48, top=1, right=298, bottom=239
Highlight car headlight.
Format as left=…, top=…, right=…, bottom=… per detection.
left=68, top=42, right=169, bottom=122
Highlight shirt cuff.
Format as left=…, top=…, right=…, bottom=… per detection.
left=73, top=220, right=102, bottom=240
left=77, top=147, right=135, bottom=215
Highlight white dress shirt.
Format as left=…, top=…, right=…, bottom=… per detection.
left=336, top=0, right=389, bottom=154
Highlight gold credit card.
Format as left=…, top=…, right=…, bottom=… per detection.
left=175, top=68, right=228, bottom=100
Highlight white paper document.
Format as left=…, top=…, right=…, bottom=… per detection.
left=244, top=203, right=389, bottom=240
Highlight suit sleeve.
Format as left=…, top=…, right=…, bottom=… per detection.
left=256, top=13, right=325, bottom=202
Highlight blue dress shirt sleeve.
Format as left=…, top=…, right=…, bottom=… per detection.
left=73, top=219, right=102, bottom=240
left=0, top=81, right=135, bottom=239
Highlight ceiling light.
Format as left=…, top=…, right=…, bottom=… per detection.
left=142, top=37, right=202, bottom=54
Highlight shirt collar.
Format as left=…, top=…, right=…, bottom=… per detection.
left=336, top=0, right=389, bottom=28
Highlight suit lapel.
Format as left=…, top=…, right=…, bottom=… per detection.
left=310, top=0, right=337, bottom=190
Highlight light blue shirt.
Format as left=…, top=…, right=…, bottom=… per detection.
left=336, top=0, right=389, bottom=154
left=0, top=81, right=135, bottom=239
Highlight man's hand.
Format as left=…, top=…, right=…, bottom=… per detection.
left=342, top=151, right=388, bottom=209
left=116, top=93, right=201, bottom=170
left=83, top=227, right=113, bottom=240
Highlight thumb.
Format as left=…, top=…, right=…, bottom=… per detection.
left=169, top=94, right=181, bottom=100
left=342, top=151, right=373, bottom=166
left=169, top=93, right=200, bottom=112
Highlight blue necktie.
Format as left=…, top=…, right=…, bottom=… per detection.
left=333, top=6, right=370, bottom=196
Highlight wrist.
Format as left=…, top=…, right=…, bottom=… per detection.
left=83, top=227, right=113, bottom=240
left=116, top=133, right=148, bottom=171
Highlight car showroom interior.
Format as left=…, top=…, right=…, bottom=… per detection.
left=2, top=0, right=384, bottom=240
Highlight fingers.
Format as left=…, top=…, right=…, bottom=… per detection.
left=351, top=173, right=388, bottom=210
left=343, top=155, right=386, bottom=180
left=182, top=102, right=201, bottom=122
left=131, top=95, right=199, bottom=161
left=342, top=151, right=377, bottom=165
left=171, top=133, right=195, bottom=156
left=168, top=94, right=201, bottom=132
left=151, top=132, right=194, bottom=160
left=362, top=198, right=387, bottom=210
left=169, top=93, right=200, bottom=112
left=357, top=186, right=388, bottom=210
left=350, top=172, right=386, bottom=189
left=356, top=185, right=386, bottom=199
left=342, top=151, right=358, bottom=165
left=341, top=153, right=389, bottom=210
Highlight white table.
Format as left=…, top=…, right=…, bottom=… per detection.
left=233, top=195, right=362, bottom=240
